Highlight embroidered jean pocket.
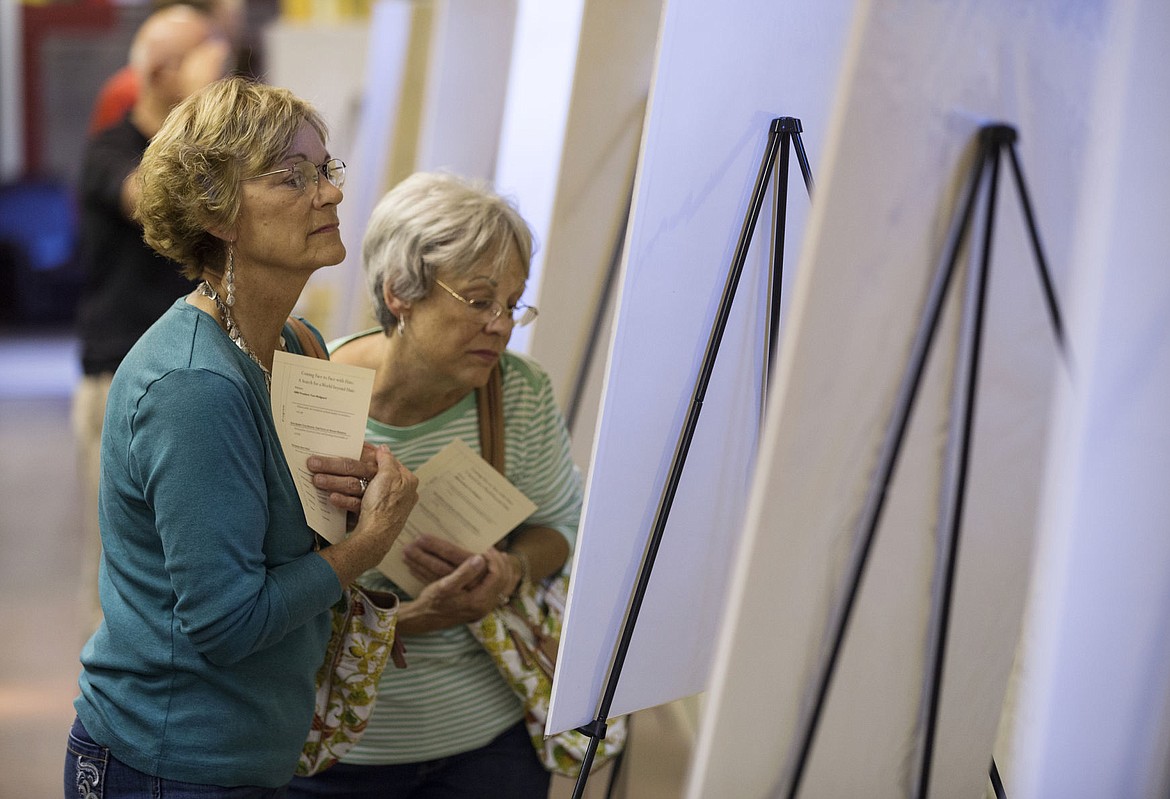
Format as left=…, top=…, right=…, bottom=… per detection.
left=67, top=718, right=108, bottom=799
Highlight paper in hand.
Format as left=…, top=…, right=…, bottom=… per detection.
left=378, top=437, right=537, bottom=597
left=270, top=350, right=375, bottom=542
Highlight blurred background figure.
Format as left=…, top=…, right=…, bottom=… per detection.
left=70, top=2, right=232, bottom=630
left=88, top=0, right=256, bottom=136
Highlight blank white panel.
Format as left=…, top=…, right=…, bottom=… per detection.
left=415, top=0, right=516, bottom=180
left=1013, top=3, right=1170, bottom=797
left=266, top=3, right=414, bottom=341
left=332, top=1, right=413, bottom=338
left=526, top=0, right=661, bottom=418
left=687, top=1, right=1115, bottom=796
left=493, top=0, right=586, bottom=355
left=0, top=0, right=21, bottom=180
left=263, top=21, right=370, bottom=166
left=547, top=0, right=856, bottom=734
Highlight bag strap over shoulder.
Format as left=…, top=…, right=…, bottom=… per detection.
left=476, top=365, right=505, bottom=474
left=286, top=316, right=329, bottom=360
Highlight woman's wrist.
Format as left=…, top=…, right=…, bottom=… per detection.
left=501, top=550, right=529, bottom=604
left=396, top=598, right=439, bottom=634
left=510, top=550, right=530, bottom=585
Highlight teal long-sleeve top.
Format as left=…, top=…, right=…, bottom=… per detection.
left=75, top=299, right=342, bottom=787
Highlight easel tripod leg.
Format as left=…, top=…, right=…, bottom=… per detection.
left=914, top=136, right=1003, bottom=799
left=778, top=127, right=993, bottom=799
left=571, top=117, right=813, bottom=799
left=571, top=119, right=786, bottom=799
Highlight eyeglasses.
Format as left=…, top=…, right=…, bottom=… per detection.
left=434, top=278, right=538, bottom=327
left=243, top=158, right=346, bottom=192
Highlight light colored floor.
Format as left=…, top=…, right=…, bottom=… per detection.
left=0, top=331, right=691, bottom=798
left=549, top=701, right=696, bottom=799
left=0, top=332, right=89, bottom=798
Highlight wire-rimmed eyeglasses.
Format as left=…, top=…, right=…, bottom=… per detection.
left=434, top=279, right=538, bottom=327
left=243, top=158, right=346, bottom=192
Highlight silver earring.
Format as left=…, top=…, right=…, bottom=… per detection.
left=225, top=243, right=236, bottom=307
left=397, top=316, right=405, bottom=336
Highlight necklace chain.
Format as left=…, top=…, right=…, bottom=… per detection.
left=199, top=281, right=274, bottom=389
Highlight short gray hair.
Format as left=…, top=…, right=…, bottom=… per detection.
left=362, top=172, right=534, bottom=332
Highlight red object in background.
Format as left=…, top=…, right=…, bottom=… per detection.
left=21, top=0, right=118, bottom=175
left=88, top=65, right=139, bottom=135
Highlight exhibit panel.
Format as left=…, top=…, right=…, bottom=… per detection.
left=265, top=1, right=414, bottom=340
left=547, top=0, right=856, bottom=734
left=1011, top=3, right=1170, bottom=797
left=687, top=1, right=1114, bottom=796
left=413, top=0, right=515, bottom=181
left=493, top=0, right=587, bottom=356
left=524, top=0, right=662, bottom=443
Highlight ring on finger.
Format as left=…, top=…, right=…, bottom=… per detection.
left=358, top=477, right=369, bottom=493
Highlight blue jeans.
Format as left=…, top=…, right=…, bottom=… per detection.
left=65, top=716, right=289, bottom=799
left=286, top=720, right=550, bottom=799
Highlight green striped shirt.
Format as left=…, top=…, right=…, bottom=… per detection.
left=335, top=340, right=582, bottom=764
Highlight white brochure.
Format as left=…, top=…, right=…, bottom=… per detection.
left=378, top=437, right=536, bottom=597
left=270, top=350, right=375, bottom=542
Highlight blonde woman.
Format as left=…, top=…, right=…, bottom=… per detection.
left=65, top=78, right=419, bottom=797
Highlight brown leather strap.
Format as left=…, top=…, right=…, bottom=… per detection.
left=286, top=316, right=328, bottom=360
left=476, top=365, right=505, bottom=474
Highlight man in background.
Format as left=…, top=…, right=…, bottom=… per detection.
left=72, top=3, right=230, bottom=628
left=87, top=0, right=253, bottom=135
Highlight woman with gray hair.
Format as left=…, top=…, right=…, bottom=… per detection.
left=65, top=77, right=419, bottom=797
left=289, top=172, right=582, bottom=798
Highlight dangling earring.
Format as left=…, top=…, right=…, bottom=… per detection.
left=225, top=243, right=236, bottom=307
left=397, top=316, right=406, bottom=336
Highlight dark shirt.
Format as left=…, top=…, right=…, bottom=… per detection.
left=74, top=115, right=191, bottom=375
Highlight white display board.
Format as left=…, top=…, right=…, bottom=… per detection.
left=1012, top=3, right=1170, bottom=797
left=414, top=0, right=516, bottom=180
left=547, top=0, right=856, bottom=734
left=0, top=0, right=21, bottom=180
left=264, top=3, right=413, bottom=341
left=687, top=1, right=1115, bottom=797
left=492, top=0, right=586, bottom=355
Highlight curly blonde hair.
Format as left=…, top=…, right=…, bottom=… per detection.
left=135, top=76, right=329, bottom=279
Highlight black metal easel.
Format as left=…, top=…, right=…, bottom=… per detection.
left=570, top=117, right=814, bottom=799
left=776, top=124, right=1065, bottom=799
